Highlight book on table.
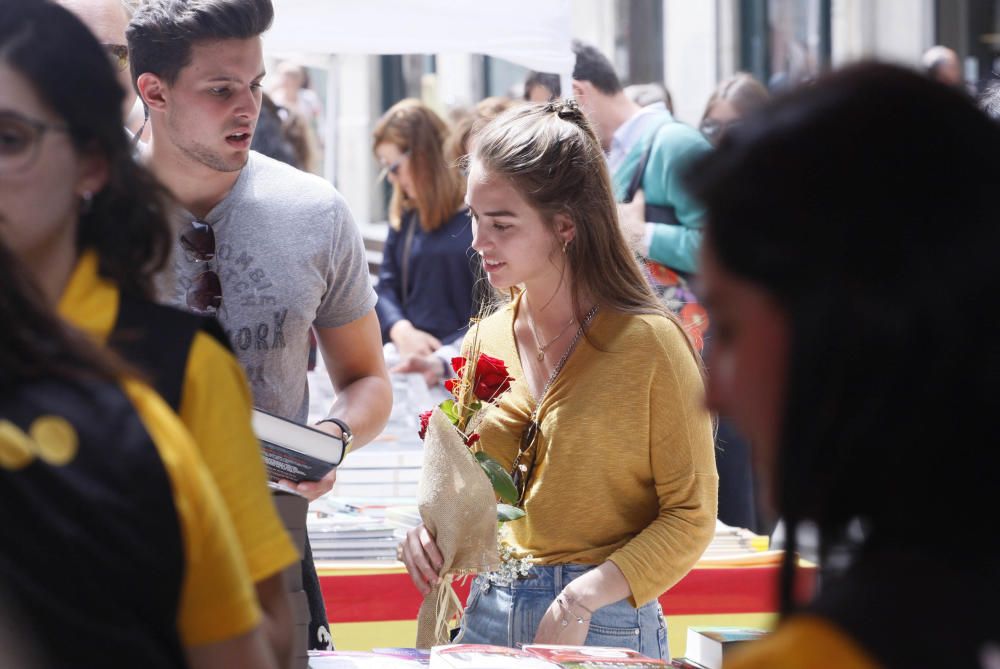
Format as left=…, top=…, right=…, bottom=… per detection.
left=253, top=408, right=346, bottom=483
left=684, top=627, right=767, bottom=669
left=431, top=644, right=666, bottom=668
left=523, top=644, right=667, bottom=667
left=430, top=644, right=559, bottom=668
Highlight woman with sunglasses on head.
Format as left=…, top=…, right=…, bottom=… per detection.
left=399, top=101, right=717, bottom=658
left=698, top=73, right=769, bottom=147
left=0, top=225, right=274, bottom=666
left=373, top=99, right=480, bottom=387
left=0, top=1, right=299, bottom=663
left=692, top=63, right=1000, bottom=669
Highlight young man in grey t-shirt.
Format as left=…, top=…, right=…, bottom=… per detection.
left=128, top=0, right=392, bottom=651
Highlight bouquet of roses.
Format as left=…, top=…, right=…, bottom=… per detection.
left=414, top=337, right=523, bottom=647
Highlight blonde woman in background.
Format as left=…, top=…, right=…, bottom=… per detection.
left=374, top=99, right=480, bottom=387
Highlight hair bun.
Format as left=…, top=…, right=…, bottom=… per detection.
left=545, top=99, right=587, bottom=125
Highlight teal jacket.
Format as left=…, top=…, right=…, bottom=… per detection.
left=612, top=114, right=711, bottom=274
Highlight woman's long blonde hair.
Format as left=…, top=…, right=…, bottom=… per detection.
left=470, top=100, right=670, bottom=325
left=373, top=98, right=465, bottom=232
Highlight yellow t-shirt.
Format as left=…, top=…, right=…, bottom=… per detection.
left=469, top=296, right=718, bottom=606
left=123, top=379, right=263, bottom=646
left=58, top=252, right=299, bottom=583
left=724, top=616, right=882, bottom=669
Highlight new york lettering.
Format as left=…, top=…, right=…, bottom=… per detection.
left=225, top=309, right=288, bottom=352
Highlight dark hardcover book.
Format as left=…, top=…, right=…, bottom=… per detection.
left=253, top=408, right=345, bottom=483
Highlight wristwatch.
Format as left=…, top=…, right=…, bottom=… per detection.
left=316, top=417, right=353, bottom=452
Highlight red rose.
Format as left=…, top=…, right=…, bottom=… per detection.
left=444, top=354, right=514, bottom=403
left=418, top=410, right=433, bottom=440
left=472, top=353, right=513, bottom=402
left=444, top=357, right=466, bottom=397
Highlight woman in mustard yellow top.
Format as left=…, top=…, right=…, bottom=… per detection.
left=399, top=101, right=718, bottom=658
left=0, top=2, right=297, bottom=663
left=689, top=64, right=1000, bottom=668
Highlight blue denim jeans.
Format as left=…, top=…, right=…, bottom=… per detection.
left=456, top=564, right=669, bottom=659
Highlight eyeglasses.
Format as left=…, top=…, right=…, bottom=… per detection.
left=0, top=111, right=69, bottom=177
left=104, top=43, right=129, bottom=72
left=509, top=420, right=539, bottom=507
left=377, top=151, right=409, bottom=181
left=179, top=219, right=222, bottom=314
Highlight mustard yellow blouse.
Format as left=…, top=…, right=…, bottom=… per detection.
left=468, top=295, right=718, bottom=606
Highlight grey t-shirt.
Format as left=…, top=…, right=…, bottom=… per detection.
left=164, top=151, right=376, bottom=423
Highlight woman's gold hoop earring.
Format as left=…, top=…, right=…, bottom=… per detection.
left=562, top=240, right=569, bottom=254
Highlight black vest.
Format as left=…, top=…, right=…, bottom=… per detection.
left=110, top=293, right=231, bottom=411
left=0, top=379, right=187, bottom=667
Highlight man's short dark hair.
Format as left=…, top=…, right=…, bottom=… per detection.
left=571, top=39, right=622, bottom=95
left=127, top=0, right=273, bottom=88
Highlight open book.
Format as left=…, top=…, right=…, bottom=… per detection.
left=253, top=408, right=346, bottom=483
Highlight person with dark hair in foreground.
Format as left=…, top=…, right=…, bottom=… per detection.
left=128, top=0, right=392, bottom=650
left=692, top=62, right=1000, bottom=668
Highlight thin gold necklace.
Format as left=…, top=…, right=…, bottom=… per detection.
left=526, top=310, right=577, bottom=362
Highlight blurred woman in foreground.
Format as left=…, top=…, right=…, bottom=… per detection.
left=692, top=63, right=1000, bottom=668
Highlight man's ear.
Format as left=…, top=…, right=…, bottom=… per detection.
left=136, top=72, right=168, bottom=112
left=553, top=212, right=576, bottom=244
left=571, top=80, right=587, bottom=100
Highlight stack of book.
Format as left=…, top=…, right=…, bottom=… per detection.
left=329, top=445, right=423, bottom=499
left=385, top=504, right=421, bottom=530
left=306, top=514, right=400, bottom=561
left=698, top=521, right=766, bottom=560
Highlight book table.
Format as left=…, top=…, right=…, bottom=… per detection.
left=316, top=553, right=815, bottom=658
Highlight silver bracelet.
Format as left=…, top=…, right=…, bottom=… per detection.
left=556, top=595, right=592, bottom=626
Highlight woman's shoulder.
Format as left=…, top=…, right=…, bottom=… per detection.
left=600, top=309, right=695, bottom=356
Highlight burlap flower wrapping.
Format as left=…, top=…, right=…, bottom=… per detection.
left=415, top=408, right=500, bottom=648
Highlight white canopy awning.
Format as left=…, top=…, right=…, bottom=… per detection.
left=266, top=0, right=574, bottom=81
